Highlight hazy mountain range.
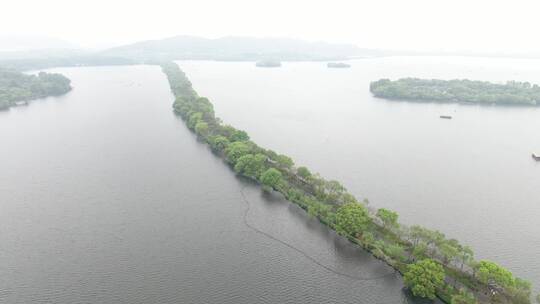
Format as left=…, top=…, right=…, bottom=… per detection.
left=0, top=35, right=380, bottom=70
left=100, top=35, right=374, bottom=61
left=2, top=35, right=540, bottom=71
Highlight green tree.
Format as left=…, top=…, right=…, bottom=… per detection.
left=536, top=293, right=540, bottom=304
left=412, top=241, right=428, bottom=261
left=307, top=202, right=318, bottom=218
left=276, top=154, right=294, bottom=170
left=187, top=112, right=203, bottom=129
left=208, top=135, right=230, bottom=151
left=511, top=278, right=532, bottom=304
left=225, top=141, right=252, bottom=164
left=230, top=129, right=249, bottom=142
left=376, top=208, right=399, bottom=230
left=194, top=97, right=214, bottom=117
left=475, top=260, right=515, bottom=288
left=385, top=243, right=406, bottom=262
left=335, top=202, right=371, bottom=237
left=260, top=168, right=282, bottom=190
left=361, top=231, right=375, bottom=248
left=194, top=121, right=209, bottom=137
left=440, top=242, right=459, bottom=266
left=341, top=193, right=358, bottom=204
left=322, top=180, right=345, bottom=204
left=234, top=153, right=266, bottom=178
left=297, top=166, right=311, bottom=179
left=0, top=68, right=72, bottom=109
left=404, top=259, right=445, bottom=300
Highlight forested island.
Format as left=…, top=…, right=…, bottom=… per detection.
left=161, top=62, right=534, bottom=304
left=0, top=68, right=71, bottom=110
left=370, top=78, right=540, bottom=106
left=327, top=62, right=351, bottom=68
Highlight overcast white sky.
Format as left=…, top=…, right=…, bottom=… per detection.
left=2, top=0, right=540, bottom=52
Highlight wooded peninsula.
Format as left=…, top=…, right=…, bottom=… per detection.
left=0, top=68, right=72, bottom=110
left=370, top=78, right=540, bottom=106
left=161, top=62, right=533, bottom=304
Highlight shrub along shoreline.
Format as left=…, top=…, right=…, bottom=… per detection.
left=160, top=62, right=533, bottom=304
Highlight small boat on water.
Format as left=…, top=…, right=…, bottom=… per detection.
left=440, top=115, right=452, bottom=119
left=532, top=153, right=540, bottom=161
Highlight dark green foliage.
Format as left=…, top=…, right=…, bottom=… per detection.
left=229, top=129, right=249, bottom=142
left=335, top=202, right=370, bottom=237
left=225, top=141, right=252, bottom=164
left=260, top=168, right=282, bottom=190
left=194, top=121, right=209, bottom=137
left=234, top=153, right=267, bottom=178
left=297, top=166, right=311, bottom=179
left=187, top=112, right=203, bottom=129
left=370, top=78, right=540, bottom=106
left=404, top=259, right=445, bottom=300
left=208, top=135, right=230, bottom=151
left=0, top=69, right=71, bottom=109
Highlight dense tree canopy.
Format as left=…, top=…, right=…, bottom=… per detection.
left=335, top=202, right=370, bottom=237
left=234, top=153, right=267, bottom=178
left=0, top=69, right=71, bottom=109
left=225, top=142, right=252, bottom=164
left=208, top=135, right=230, bottom=151
left=370, top=78, right=540, bottom=106
left=297, top=166, right=311, bottom=179
left=475, top=260, right=516, bottom=288
left=404, top=259, right=445, bottom=300
left=260, top=168, right=283, bottom=190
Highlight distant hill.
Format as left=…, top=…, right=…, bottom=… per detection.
left=101, top=36, right=374, bottom=61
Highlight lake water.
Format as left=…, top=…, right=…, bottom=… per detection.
left=178, top=56, right=540, bottom=292
left=0, top=65, right=423, bottom=303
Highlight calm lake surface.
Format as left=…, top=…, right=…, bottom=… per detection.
left=178, top=57, right=540, bottom=292
left=0, top=65, right=420, bottom=303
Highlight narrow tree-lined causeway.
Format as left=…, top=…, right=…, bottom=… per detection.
left=1, top=57, right=539, bottom=304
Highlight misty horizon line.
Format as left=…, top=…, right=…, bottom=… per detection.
left=3, top=34, right=540, bottom=60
